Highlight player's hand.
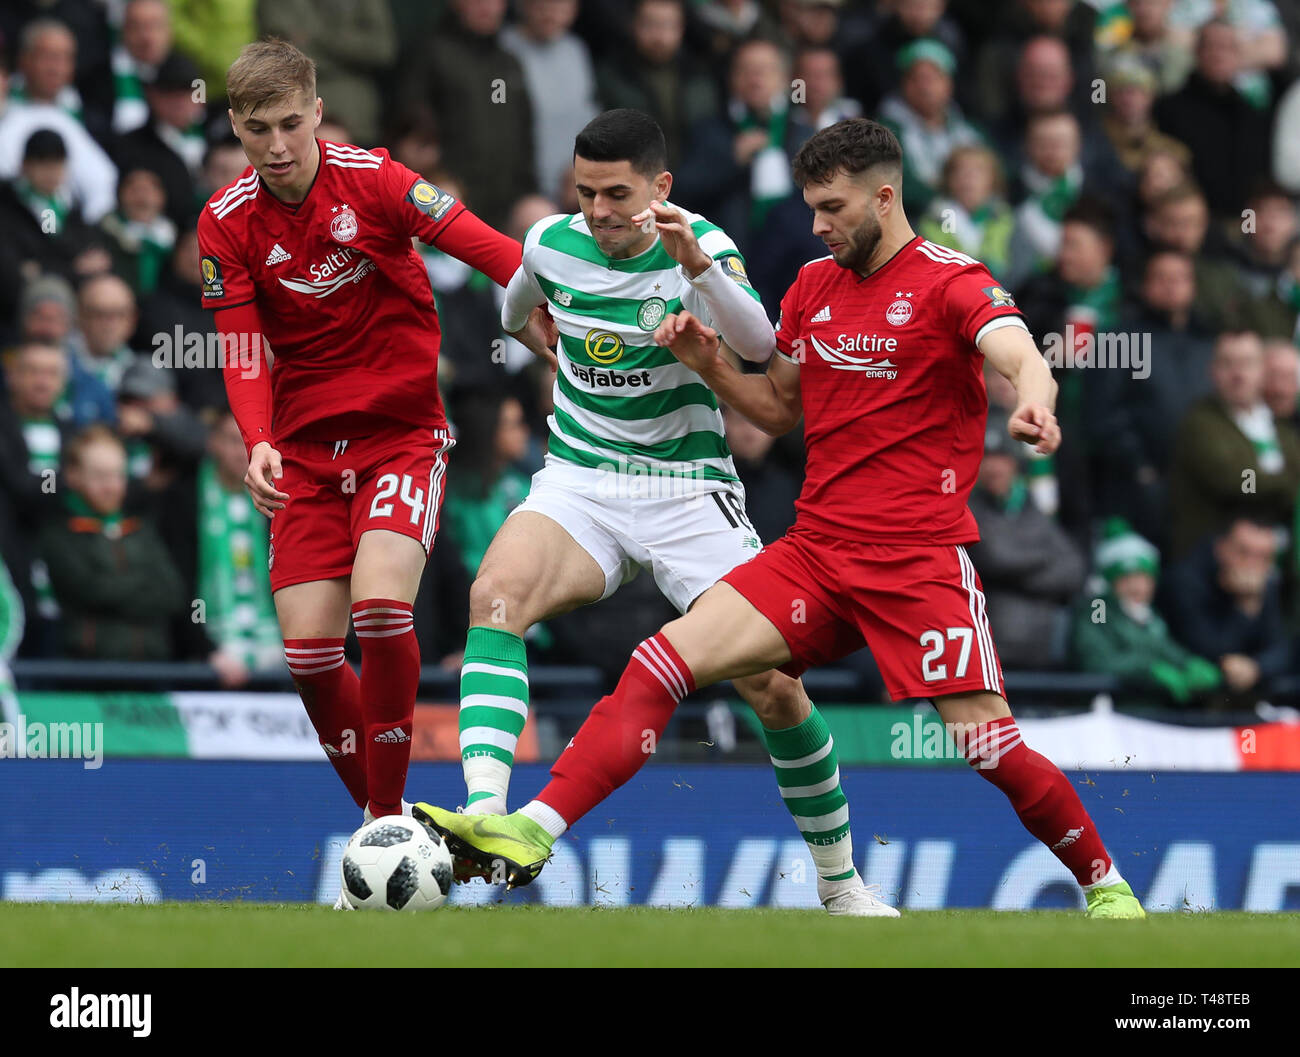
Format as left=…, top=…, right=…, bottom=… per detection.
left=632, top=201, right=712, bottom=278
left=653, top=311, right=722, bottom=375
left=245, top=440, right=289, bottom=517
left=209, top=648, right=251, bottom=689
left=1007, top=403, right=1061, bottom=455
left=508, top=306, right=559, bottom=372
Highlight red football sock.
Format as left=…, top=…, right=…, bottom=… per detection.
left=284, top=638, right=368, bottom=808
left=353, top=598, right=419, bottom=818
left=965, top=717, right=1113, bottom=886
left=538, top=634, right=695, bottom=826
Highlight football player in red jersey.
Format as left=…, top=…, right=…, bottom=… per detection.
left=197, top=40, right=553, bottom=857
left=418, top=119, right=1145, bottom=918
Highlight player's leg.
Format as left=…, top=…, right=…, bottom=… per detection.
left=276, top=580, right=366, bottom=806
left=269, top=438, right=369, bottom=809
left=458, top=505, right=614, bottom=814
left=932, top=688, right=1142, bottom=916
left=863, top=544, right=1143, bottom=917
left=348, top=527, right=429, bottom=819
left=417, top=579, right=793, bottom=887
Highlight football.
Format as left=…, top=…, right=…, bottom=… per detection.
left=339, top=816, right=454, bottom=911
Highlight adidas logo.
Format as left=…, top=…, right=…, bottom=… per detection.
left=265, top=243, right=292, bottom=265
left=373, top=727, right=411, bottom=744
left=1052, top=826, right=1085, bottom=850
left=811, top=304, right=832, bottom=323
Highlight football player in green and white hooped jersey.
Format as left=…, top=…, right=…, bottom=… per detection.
left=422, top=110, right=892, bottom=916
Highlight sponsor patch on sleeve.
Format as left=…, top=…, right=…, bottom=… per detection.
left=407, top=179, right=457, bottom=223
left=983, top=285, right=1016, bottom=309
left=719, top=254, right=752, bottom=285
left=201, top=255, right=224, bottom=299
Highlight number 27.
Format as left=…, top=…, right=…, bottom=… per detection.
left=919, top=627, right=973, bottom=681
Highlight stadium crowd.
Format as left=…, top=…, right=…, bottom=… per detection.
left=2, top=0, right=1300, bottom=711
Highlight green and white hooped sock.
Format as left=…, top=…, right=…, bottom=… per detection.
left=763, top=707, right=855, bottom=882
left=459, top=626, right=530, bottom=814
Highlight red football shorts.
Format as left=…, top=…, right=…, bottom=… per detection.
left=267, top=425, right=454, bottom=592
left=722, top=527, right=1005, bottom=700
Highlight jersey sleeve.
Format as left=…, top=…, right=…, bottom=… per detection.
left=773, top=268, right=806, bottom=365
left=942, top=264, right=1030, bottom=350
left=196, top=205, right=256, bottom=310
left=376, top=150, right=520, bottom=286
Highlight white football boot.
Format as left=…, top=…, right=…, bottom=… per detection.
left=818, top=872, right=901, bottom=917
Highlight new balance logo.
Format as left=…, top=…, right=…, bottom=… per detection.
left=1052, top=826, right=1085, bottom=849
left=811, top=304, right=832, bottom=323
left=265, top=243, right=292, bottom=265
left=373, top=727, right=410, bottom=744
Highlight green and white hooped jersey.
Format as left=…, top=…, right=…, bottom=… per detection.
left=521, top=208, right=761, bottom=487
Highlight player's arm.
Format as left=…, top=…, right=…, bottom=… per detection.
left=654, top=311, right=801, bottom=436
left=637, top=201, right=775, bottom=363
left=501, top=263, right=559, bottom=370
left=213, top=302, right=287, bottom=517
left=979, top=322, right=1060, bottom=455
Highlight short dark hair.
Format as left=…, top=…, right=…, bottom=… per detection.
left=574, top=109, right=667, bottom=179
left=792, top=118, right=902, bottom=188
left=1062, top=195, right=1116, bottom=244
left=23, top=128, right=67, bottom=163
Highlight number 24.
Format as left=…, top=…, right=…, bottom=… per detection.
left=369, top=473, right=426, bottom=525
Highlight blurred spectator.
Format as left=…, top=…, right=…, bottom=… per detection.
left=1168, top=0, right=1286, bottom=108
left=2, top=340, right=71, bottom=647
left=847, top=0, right=966, bottom=115
left=878, top=38, right=983, bottom=215
left=72, top=274, right=140, bottom=395
left=154, top=411, right=280, bottom=682
left=0, top=65, right=118, bottom=223
left=43, top=425, right=186, bottom=661
left=723, top=403, right=799, bottom=544
left=1227, top=181, right=1299, bottom=338
left=1263, top=338, right=1300, bottom=431
left=1154, top=19, right=1271, bottom=219
left=443, top=387, right=533, bottom=579
left=1169, top=331, right=1300, bottom=557
left=98, top=166, right=177, bottom=296
left=1070, top=522, right=1222, bottom=706
left=1135, top=144, right=1193, bottom=210
left=113, top=51, right=207, bottom=230
left=791, top=46, right=860, bottom=131
left=112, top=0, right=173, bottom=134
left=0, top=129, right=103, bottom=290
left=676, top=38, right=814, bottom=256
left=966, top=425, right=1086, bottom=668
left=503, top=0, right=600, bottom=200
left=257, top=0, right=395, bottom=147
left=919, top=146, right=1014, bottom=280
left=137, top=229, right=227, bottom=417
left=9, top=19, right=85, bottom=123
left=688, top=0, right=782, bottom=64
left=1160, top=517, right=1291, bottom=703
left=0, top=10, right=112, bottom=138
left=595, top=0, right=719, bottom=171
left=1272, top=73, right=1300, bottom=195
left=114, top=357, right=207, bottom=490
left=165, top=0, right=256, bottom=100
left=1125, top=0, right=1195, bottom=92
left=18, top=275, right=115, bottom=428
left=1089, top=249, right=1214, bottom=544
left=1141, top=182, right=1249, bottom=332
left=1005, top=110, right=1086, bottom=287
left=387, top=116, right=442, bottom=182
left=197, top=136, right=250, bottom=202
left=401, top=0, right=536, bottom=229
left=972, top=4, right=1102, bottom=126
left=1099, top=51, right=1190, bottom=177
left=0, top=556, right=24, bottom=689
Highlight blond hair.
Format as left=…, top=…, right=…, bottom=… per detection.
left=227, top=38, right=316, bottom=117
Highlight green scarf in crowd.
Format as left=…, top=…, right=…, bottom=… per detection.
left=196, top=459, right=280, bottom=666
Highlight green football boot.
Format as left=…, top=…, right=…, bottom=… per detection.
left=413, top=803, right=554, bottom=889
left=1085, top=880, right=1147, bottom=919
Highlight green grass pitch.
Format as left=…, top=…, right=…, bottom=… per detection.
left=3, top=903, right=1299, bottom=967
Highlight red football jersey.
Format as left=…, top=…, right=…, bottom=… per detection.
left=775, top=236, right=1028, bottom=544
left=197, top=139, right=519, bottom=442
